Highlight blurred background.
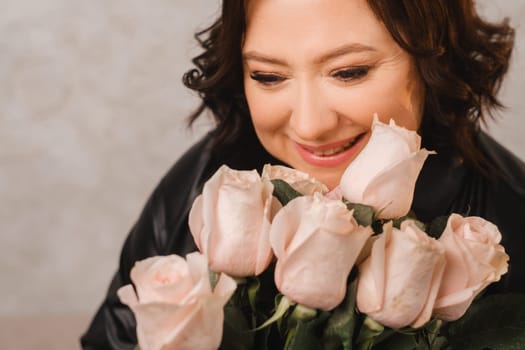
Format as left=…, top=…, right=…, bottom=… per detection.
left=0, top=1, right=523, bottom=348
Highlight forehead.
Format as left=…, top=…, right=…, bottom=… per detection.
left=243, top=0, right=395, bottom=54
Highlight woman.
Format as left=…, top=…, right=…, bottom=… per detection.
left=81, top=0, right=525, bottom=348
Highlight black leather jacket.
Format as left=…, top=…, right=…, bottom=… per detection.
left=81, top=129, right=525, bottom=349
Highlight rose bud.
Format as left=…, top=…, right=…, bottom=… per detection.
left=262, top=164, right=328, bottom=195
left=189, top=165, right=278, bottom=277
left=270, top=193, right=372, bottom=311
left=340, top=116, right=432, bottom=219
left=433, top=214, right=509, bottom=321
left=357, top=221, right=446, bottom=329
left=118, top=253, right=236, bottom=350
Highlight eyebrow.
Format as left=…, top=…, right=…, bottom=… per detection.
left=243, top=43, right=377, bottom=66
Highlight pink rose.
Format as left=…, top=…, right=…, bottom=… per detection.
left=189, top=165, right=278, bottom=276
left=357, top=221, right=446, bottom=328
left=117, top=252, right=236, bottom=350
left=340, top=116, right=432, bottom=219
left=270, top=193, right=372, bottom=311
left=433, top=214, right=509, bottom=321
left=262, top=164, right=328, bottom=195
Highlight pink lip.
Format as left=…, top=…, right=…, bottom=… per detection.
left=294, top=134, right=367, bottom=167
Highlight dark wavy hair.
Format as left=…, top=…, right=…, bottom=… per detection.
left=183, top=0, right=514, bottom=173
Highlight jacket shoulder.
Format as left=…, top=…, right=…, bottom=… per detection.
left=477, top=132, right=525, bottom=293
left=479, top=132, right=525, bottom=197
left=145, top=131, right=217, bottom=254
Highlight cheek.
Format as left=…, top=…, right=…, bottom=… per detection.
left=245, top=85, right=290, bottom=132
left=372, top=66, right=424, bottom=130
left=333, top=73, right=423, bottom=131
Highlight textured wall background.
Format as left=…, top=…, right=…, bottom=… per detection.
left=0, top=1, right=523, bottom=348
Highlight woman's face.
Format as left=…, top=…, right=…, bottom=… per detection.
left=242, top=0, right=425, bottom=189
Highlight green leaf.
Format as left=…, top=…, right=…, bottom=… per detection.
left=392, top=217, right=426, bottom=232
left=291, top=304, right=318, bottom=322
left=345, top=202, right=375, bottom=227
left=271, top=179, right=303, bottom=206
left=323, top=279, right=359, bottom=350
left=426, top=215, right=449, bottom=239
left=285, top=312, right=331, bottom=350
left=371, top=320, right=445, bottom=350
left=209, top=271, right=220, bottom=290
left=430, top=336, right=451, bottom=350
left=256, top=295, right=294, bottom=330
left=444, top=293, right=525, bottom=350
left=248, top=278, right=261, bottom=312
left=220, top=304, right=254, bottom=350
left=370, top=331, right=420, bottom=350
left=356, top=316, right=385, bottom=350
left=253, top=325, right=272, bottom=350
left=423, top=319, right=443, bottom=347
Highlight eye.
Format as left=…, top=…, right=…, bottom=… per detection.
left=249, top=72, right=286, bottom=86
left=332, top=66, right=369, bottom=82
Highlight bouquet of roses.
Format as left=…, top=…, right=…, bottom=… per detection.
left=117, top=117, right=525, bottom=350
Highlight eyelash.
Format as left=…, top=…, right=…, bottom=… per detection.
left=249, top=66, right=370, bottom=86
left=332, top=66, right=369, bottom=82
left=249, top=72, right=285, bottom=86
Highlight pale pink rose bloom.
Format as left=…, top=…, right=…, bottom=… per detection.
left=262, top=164, right=329, bottom=195
left=357, top=221, right=446, bottom=329
left=189, top=165, right=278, bottom=277
left=340, top=116, right=433, bottom=219
left=117, top=252, right=236, bottom=350
left=325, top=186, right=343, bottom=200
left=433, top=214, right=509, bottom=321
left=270, top=193, right=373, bottom=311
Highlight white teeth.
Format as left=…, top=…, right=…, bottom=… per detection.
left=309, top=137, right=358, bottom=157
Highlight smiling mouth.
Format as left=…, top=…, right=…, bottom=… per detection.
left=304, top=133, right=365, bottom=157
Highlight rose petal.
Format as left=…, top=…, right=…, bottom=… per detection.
left=434, top=214, right=509, bottom=321
left=362, top=149, right=431, bottom=218
left=269, top=196, right=310, bottom=260
left=117, top=284, right=139, bottom=307
left=262, top=164, right=328, bottom=195
left=133, top=301, right=200, bottom=350
left=118, top=253, right=234, bottom=350
left=271, top=193, right=372, bottom=311
left=339, top=117, right=432, bottom=219
left=188, top=195, right=205, bottom=252
left=131, top=255, right=193, bottom=304
left=357, top=222, right=445, bottom=329
left=192, top=165, right=274, bottom=277
left=276, top=226, right=370, bottom=310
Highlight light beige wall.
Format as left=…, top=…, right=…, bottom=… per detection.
left=0, top=1, right=218, bottom=348
left=1, top=0, right=218, bottom=315
left=478, top=1, right=525, bottom=152
left=0, top=0, right=523, bottom=348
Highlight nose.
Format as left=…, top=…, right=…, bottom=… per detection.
left=289, top=81, right=338, bottom=141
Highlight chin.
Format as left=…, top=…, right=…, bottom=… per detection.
left=323, top=179, right=341, bottom=191
left=314, top=172, right=343, bottom=190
